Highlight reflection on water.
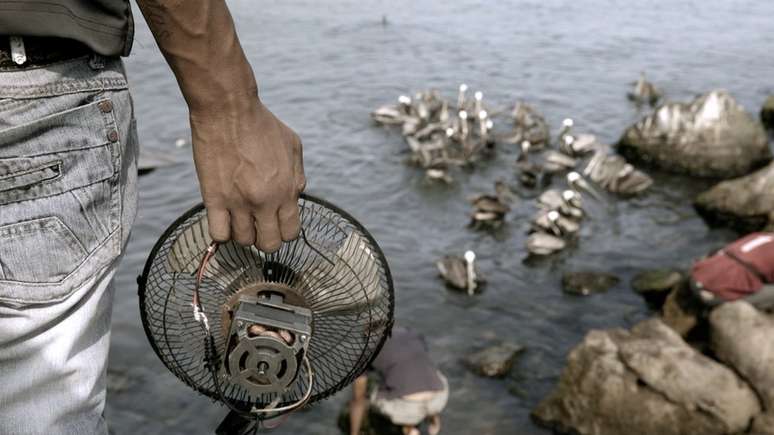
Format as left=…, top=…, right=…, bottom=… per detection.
left=106, top=1, right=773, bottom=434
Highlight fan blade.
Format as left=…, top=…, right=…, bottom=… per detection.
left=301, top=231, right=382, bottom=314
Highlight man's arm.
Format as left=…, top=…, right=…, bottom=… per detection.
left=135, top=0, right=305, bottom=252
left=349, top=375, right=368, bottom=435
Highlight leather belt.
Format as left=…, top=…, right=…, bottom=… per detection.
left=0, top=36, right=92, bottom=70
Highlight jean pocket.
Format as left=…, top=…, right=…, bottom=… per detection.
left=0, top=93, right=125, bottom=304
left=0, top=216, right=88, bottom=282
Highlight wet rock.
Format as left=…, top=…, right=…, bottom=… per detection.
left=617, top=90, right=771, bottom=178
left=561, top=271, right=620, bottom=296
left=710, top=301, right=774, bottom=409
left=463, top=342, right=524, bottom=378
left=751, top=413, right=774, bottom=435
left=532, top=318, right=760, bottom=435
left=694, top=161, right=774, bottom=232
left=661, top=287, right=699, bottom=337
left=631, top=268, right=684, bottom=295
left=762, top=95, right=774, bottom=130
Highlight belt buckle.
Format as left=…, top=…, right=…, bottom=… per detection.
left=9, top=36, right=27, bottom=65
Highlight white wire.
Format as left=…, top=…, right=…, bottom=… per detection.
left=250, top=355, right=315, bottom=414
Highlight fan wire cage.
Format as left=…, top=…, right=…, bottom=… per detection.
left=138, top=194, right=394, bottom=413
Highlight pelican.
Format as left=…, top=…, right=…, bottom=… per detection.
left=567, top=133, right=600, bottom=155
left=436, top=251, right=483, bottom=293
left=628, top=72, right=662, bottom=106
left=474, top=91, right=484, bottom=116
left=584, top=149, right=653, bottom=195
left=561, top=190, right=584, bottom=219
left=532, top=209, right=579, bottom=236
left=556, top=118, right=574, bottom=145
left=371, top=105, right=407, bottom=125
left=537, top=189, right=584, bottom=218
left=457, top=83, right=468, bottom=109
left=567, top=171, right=603, bottom=201
left=425, top=167, right=453, bottom=184
left=458, top=110, right=469, bottom=139
left=526, top=231, right=567, bottom=256
left=470, top=193, right=510, bottom=228
left=543, top=150, right=578, bottom=173
left=504, top=102, right=551, bottom=148
left=494, top=179, right=519, bottom=204
left=516, top=140, right=547, bottom=188
left=464, top=250, right=477, bottom=296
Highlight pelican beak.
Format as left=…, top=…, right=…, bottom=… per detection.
left=567, top=172, right=603, bottom=201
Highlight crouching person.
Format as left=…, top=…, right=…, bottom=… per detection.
left=691, top=232, right=774, bottom=309
left=349, top=326, right=449, bottom=435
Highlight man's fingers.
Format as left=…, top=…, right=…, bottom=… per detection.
left=254, top=211, right=282, bottom=253
left=231, top=210, right=256, bottom=246
left=278, top=202, right=301, bottom=242
left=207, top=208, right=231, bottom=242
left=293, top=141, right=306, bottom=192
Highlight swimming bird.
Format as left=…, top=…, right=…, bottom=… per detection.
left=502, top=102, right=551, bottom=148
left=542, top=150, right=578, bottom=173
left=526, top=231, right=567, bottom=256
left=567, top=171, right=603, bottom=201
left=436, top=251, right=483, bottom=293
left=516, top=141, right=549, bottom=188
left=371, top=105, right=407, bottom=125
left=583, top=148, right=653, bottom=195
left=556, top=118, right=574, bottom=146
left=457, top=83, right=469, bottom=110
left=628, top=72, right=662, bottom=106
left=469, top=191, right=510, bottom=229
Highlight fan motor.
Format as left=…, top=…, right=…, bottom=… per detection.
left=221, top=284, right=312, bottom=395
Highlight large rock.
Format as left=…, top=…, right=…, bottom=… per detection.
left=532, top=318, right=760, bottom=435
left=631, top=269, right=685, bottom=295
left=463, top=342, right=524, bottom=378
left=710, top=301, right=774, bottom=410
left=762, top=95, right=774, bottom=130
left=752, top=413, right=774, bottom=435
left=562, top=271, right=620, bottom=296
left=618, top=90, right=771, bottom=178
left=694, top=161, right=774, bottom=232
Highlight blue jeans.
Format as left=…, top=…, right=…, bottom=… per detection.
left=0, top=55, right=137, bottom=434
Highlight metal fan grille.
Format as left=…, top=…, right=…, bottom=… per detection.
left=138, top=194, right=394, bottom=409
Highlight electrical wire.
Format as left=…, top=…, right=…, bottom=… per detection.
left=194, top=241, right=315, bottom=431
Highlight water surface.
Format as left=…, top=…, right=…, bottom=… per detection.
left=106, top=1, right=774, bottom=433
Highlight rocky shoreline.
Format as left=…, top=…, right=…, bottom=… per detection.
left=532, top=300, right=774, bottom=435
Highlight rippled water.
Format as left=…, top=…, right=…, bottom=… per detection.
left=105, top=1, right=774, bottom=434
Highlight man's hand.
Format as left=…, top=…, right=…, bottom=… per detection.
left=191, top=100, right=305, bottom=252
left=136, top=0, right=305, bottom=252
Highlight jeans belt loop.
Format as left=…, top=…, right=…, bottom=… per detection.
left=89, top=54, right=106, bottom=70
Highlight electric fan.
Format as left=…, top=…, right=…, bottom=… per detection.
left=138, top=194, right=394, bottom=433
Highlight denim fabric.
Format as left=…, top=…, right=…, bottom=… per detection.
left=0, top=54, right=138, bottom=435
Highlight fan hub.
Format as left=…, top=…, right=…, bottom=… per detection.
left=222, top=285, right=313, bottom=395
